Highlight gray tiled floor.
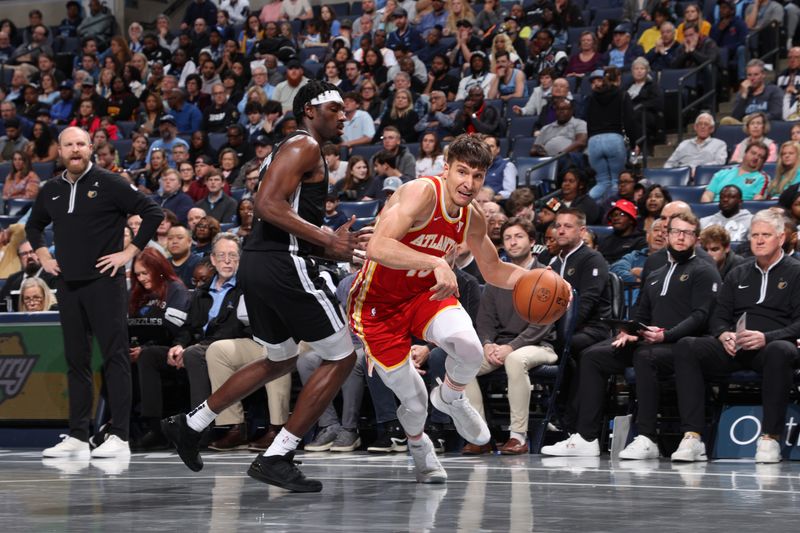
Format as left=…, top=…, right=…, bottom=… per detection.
left=0, top=450, right=798, bottom=532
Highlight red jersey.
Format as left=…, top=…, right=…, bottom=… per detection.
left=349, top=175, right=471, bottom=307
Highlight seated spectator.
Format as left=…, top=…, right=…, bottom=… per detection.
left=453, top=85, right=504, bottom=138
left=710, top=0, right=748, bottom=85
left=358, top=79, right=384, bottom=121
left=638, top=7, right=674, bottom=53
left=2, top=150, right=39, bottom=201
left=135, top=93, right=166, bottom=138
left=204, top=83, right=240, bottom=133
left=505, top=187, right=535, bottom=224
left=778, top=47, right=800, bottom=95
left=78, top=0, right=115, bottom=49
left=531, top=99, right=587, bottom=162
left=601, top=22, right=644, bottom=70
left=0, top=118, right=29, bottom=162
left=24, top=120, right=57, bottom=163
left=638, top=183, right=672, bottom=232
left=334, top=156, right=376, bottom=201
left=701, top=142, right=770, bottom=202
left=699, top=224, right=749, bottom=279
left=94, top=141, right=121, bottom=174
left=415, top=90, right=458, bottom=141
left=555, top=167, right=602, bottom=225
left=374, top=88, right=419, bottom=143
left=422, top=52, right=458, bottom=100
left=165, top=224, right=201, bottom=289
left=368, top=126, right=417, bottom=178
left=369, top=151, right=409, bottom=201
left=280, top=0, right=313, bottom=21
left=513, top=68, right=554, bottom=116
left=195, top=173, right=237, bottom=225
left=664, top=112, right=728, bottom=172
left=155, top=169, right=194, bottom=224
left=148, top=116, right=191, bottom=168
left=138, top=147, right=169, bottom=195
left=192, top=215, right=221, bottom=255
left=165, top=88, right=203, bottom=135
left=699, top=184, right=753, bottom=242
left=565, top=31, right=601, bottom=79
left=725, top=59, right=782, bottom=124
left=218, top=149, right=240, bottom=184
left=489, top=50, right=528, bottom=101
left=415, top=132, right=446, bottom=178
left=670, top=22, right=721, bottom=94
left=464, top=218, right=557, bottom=455
left=455, top=51, right=495, bottom=101
left=481, top=134, right=517, bottom=200
left=544, top=211, right=720, bottom=459
left=743, top=0, right=783, bottom=63
left=625, top=57, right=664, bottom=145
left=729, top=112, right=777, bottom=163
left=768, top=141, right=800, bottom=198
left=230, top=198, right=254, bottom=241
left=0, top=240, right=56, bottom=311
left=524, top=28, right=567, bottom=78
left=672, top=210, right=800, bottom=464
left=610, top=217, right=667, bottom=287
left=321, top=144, right=347, bottom=185
left=19, top=276, right=56, bottom=312
left=273, top=59, right=309, bottom=113
left=323, top=193, right=349, bottom=230
left=676, top=3, right=711, bottom=42
left=598, top=199, right=648, bottom=263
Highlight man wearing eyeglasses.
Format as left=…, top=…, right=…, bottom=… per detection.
left=543, top=211, right=721, bottom=459
left=0, top=240, right=57, bottom=311
left=146, top=115, right=189, bottom=167
left=203, top=82, right=239, bottom=134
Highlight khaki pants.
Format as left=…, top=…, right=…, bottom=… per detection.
left=465, top=344, right=557, bottom=434
left=206, top=338, right=292, bottom=426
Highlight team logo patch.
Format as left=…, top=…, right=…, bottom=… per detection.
left=567, top=268, right=575, bottom=276
left=536, top=287, right=551, bottom=302
left=680, top=273, right=689, bottom=282
left=87, top=190, right=97, bottom=198
left=744, top=178, right=755, bottom=185
left=0, top=334, right=38, bottom=406
left=778, top=280, right=788, bottom=290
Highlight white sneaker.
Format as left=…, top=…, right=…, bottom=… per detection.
left=540, top=433, right=600, bottom=457
left=670, top=435, right=707, bottom=462
left=91, top=434, right=131, bottom=459
left=619, top=435, right=660, bottom=460
left=42, top=435, right=90, bottom=459
left=408, top=434, right=447, bottom=484
left=754, top=436, right=781, bottom=464
left=430, top=381, right=490, bottom=445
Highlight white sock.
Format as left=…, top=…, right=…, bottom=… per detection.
left=264, top=427, right=301, bottom=457
left=510, top=431, right=527, bottom=445
left=440, top=375, right=464, bottom=403
left=186, top=401, right=217, bottom=432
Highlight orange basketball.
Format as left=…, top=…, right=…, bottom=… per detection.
left=512, top=268, right=571, bottom=325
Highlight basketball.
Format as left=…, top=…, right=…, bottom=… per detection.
left=512, top=269, right=571, bottom=325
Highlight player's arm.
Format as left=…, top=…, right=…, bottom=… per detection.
left=466, top=205, right=527, bottom=290
left=255, top=136, right=358, bottom=260
left=366, top=180, right=457, bottom=300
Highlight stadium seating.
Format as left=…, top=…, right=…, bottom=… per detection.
left=644, top=167, right=691, bottom=187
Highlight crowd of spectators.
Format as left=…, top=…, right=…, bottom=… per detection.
left=0, top=0, right=799, bottom=461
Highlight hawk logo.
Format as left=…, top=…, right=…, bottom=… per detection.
left=536, top=287, right=552, bottom=302
left=0, top=334, right=38, bottom=406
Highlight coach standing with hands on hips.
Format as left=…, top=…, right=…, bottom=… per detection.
left=26, top=127, right=162, bottom=460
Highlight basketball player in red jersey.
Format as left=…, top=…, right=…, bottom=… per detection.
left=348, top=134, right=532, bottom=483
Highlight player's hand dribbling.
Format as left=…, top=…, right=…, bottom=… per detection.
left=429, top=259, right=459, bottom=301
left=326, top=216, right=369, bottom=262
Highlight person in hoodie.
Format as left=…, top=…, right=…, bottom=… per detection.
left=598, top=198, right=648, bottom=263
left=584, top=67, right=638, bottom=203
left=699, top=224, right=749, bottom=280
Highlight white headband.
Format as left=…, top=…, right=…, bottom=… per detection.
left=310, top=90, right=344, bottom=106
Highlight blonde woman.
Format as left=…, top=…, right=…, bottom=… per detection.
left=19, top=277, right=57, bottom=312
left=676, top=3, right=711, bottom=42
left=375, top=89, right=420, bottom=143
left=490, top=32, right=520, bottom=71
left=445, top=0, right=476, bottom=36
left=768, top=141, right=800, bottom=198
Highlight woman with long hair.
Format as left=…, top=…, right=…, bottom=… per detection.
left=359, top=78, right=383, bottom=120
left=124, top=132, right=149, bottom=173
left=128, top=22, right=144, bottom=53
left=25, top=120, right=58, bottom=163
left=192, top=215, right=221, bottom=255
left=768, top=141, right=800, bottom=198
left=361, top=47, right=388, bottom=89
left=138, top=147, right=168, bottom=195
left=490, top=32, right=520, bottom=70
left=2, top=151, right=40, bottom=201
left=232, top=198, right=255, bottom=240
left=556, top=167, right=602, bottom=225
left=320, top=5, right=341, bottom=38
left=189, top=130, right=215, bottom=161
left=96, top=67, right=115, bottom=99
left=729, top=112, right=778, bottom=163
left=416, top=132, right=446, bottom=178
left=445, top=0, right=476, bottom=36
left=375, top=88, right=419, bottom=143
left=566, top=31, right=601, bottom=78
left=38, top=72, right=60, bottom=105
left=128, top=247, right=192, bottom=450
left=638, top=183, right=672, bottom=232
left=238, top=14, right=264, bottom=56
left=135, top=92, right=165, bottom=136
left=676, top=3, right=711, bottom=42
left=321, top=60, right=343, bottom=87
left=184, top=73, right=210, bottom=111
left=178, top=161, right=196, bottom=194
left=19, top=277, right=57, bottom=312
left=107, top=76, right=140, bottom=122
left=333, top=156, right=376, bottom=201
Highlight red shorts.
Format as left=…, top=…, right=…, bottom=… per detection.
left=349, top=292, right=461, bottom=370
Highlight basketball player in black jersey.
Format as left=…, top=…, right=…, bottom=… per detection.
left=161, top=81, right=368, bottom=493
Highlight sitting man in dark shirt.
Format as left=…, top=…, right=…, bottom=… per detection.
left=0, top=240, right=57, bottom=311
left=167, top=224, right=202, bottom=289
left=598, top=199, right=647, bottom=263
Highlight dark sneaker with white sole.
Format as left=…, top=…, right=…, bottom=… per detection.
left=161, top=414, right=207, bottom=472
left=247, top=452, right=323, bottom=493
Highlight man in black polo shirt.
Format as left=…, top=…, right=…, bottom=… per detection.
left=26, top=127, right=162, bottom=460
left=543, top=212, right=721, bottom=458
left=672, top=209, right=800, bottom=464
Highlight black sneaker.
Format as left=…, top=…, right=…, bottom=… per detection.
left=247, top=452, right=323, bottom=493
left=426, top=424, right=446, bottom=454
left=367, top=425, right=408, bottom=453
left=161, top=414, right=207, bottom=472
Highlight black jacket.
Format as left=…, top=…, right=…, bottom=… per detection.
left=172, top=277, right=248, bottom=347
left=25, top=164, right=162, bottom=282
left=598, top=229, right=648, bottom=264
left=128, top=280, right=192, bottom=346
left=634, top=253, right=722, bottom=343
left=710, top=254, right=800, bottom=342
left=640, top=246, right=715, bottom=289
left=586, top=86, right=639, bottom=142
left=453, top=103, right=504, bottom=139
left=551, top=243, right=612, bottom=331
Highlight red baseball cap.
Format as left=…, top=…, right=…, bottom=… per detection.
left=607, top=198, right=638, bottom=222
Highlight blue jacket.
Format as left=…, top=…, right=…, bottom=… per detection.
left=170, top=103, right=203, bottom=134
left=387, top=27, right=424, bottom=53
left=156, top=191, right=194, bottom=224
